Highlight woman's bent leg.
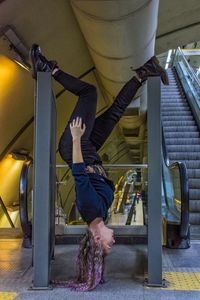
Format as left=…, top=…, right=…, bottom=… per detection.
left=55, top=70, right=101, bottom=166
left=90, top=77, right=141, bottom=151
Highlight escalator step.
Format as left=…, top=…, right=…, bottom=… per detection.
left=161, top=91, right=184, bottom=94
left=167, top=145, right=200, bottom=152
left=162, top=103, right=189, bottom=108
left=162, top=91, right=182, bottom=94
left=162, top=111, right=192, bottom=116
left=189, top=179, right=200, bottom=189
left=189, top=189, right=200, bottom=200
left=188, top=169, right=200, bottom=178
left=163, top=121, right=196, bottom=126
left=190, top=225, right=200, bottom=239
left=161, top=96, right=186, bottom=99
left=169, top=152, right=200, bottom=160
left=162, top=87, right=180, bottom=91
left=190, top=200, right=200, bottom=212
left=165, top=132, right=199, bottom=138
left=165, top=138, right=200, bottom=145
left=161, top=92, right=184, bottom=96
left=162, top=109, right=191, bottom=114
left=162, top=116, right=194, bottom=121
left=161, top=97, right=186, bottom=100
left=183, top=161, right=200, bottom=169
left=161, top=101, right=187, bottom=105
left=189, top=212, right=200, bottom=224
left=164, top=126, right=198, bottom=132
left=162, top=90, right=184, bottom=93
left=162, top=87, right=180, bottom=90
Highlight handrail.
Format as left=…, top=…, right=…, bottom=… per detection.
left=56, top=164, right=148, bottom=168
left=173, top=47, right=200, bottom=131
left=19, top=157, right=33, bottom=248
left=176, top=47, right=200, bottom=86
left=0, top=196, right=15, bottom=228
left=162, top=126, right=189, bottom=238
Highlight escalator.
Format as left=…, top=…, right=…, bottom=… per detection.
left=162, top=50, right=200, bottom=239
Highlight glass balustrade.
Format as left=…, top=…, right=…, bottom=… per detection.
left=162, top=160, right=181, bottom=224
left=23, top=160, right=185, bottom=229
left=173, top=47, right=200, bottom=110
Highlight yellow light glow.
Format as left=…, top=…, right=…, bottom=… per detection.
left=1, top=155, right=14, bottom=169
left=0, top=55, right=18, bottom=99
left=0, top=156, right=24, bottom=192
left=0, top=155, right=23, bottom=173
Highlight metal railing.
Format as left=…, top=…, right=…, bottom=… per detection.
left=19, top=158, right=33, bottom=248
left=162, top=127, right=190, bottom=246
left=173, top=47, right=200, bottom=129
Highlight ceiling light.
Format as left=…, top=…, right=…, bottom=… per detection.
left=165, top=49, right=172, bottom=69
left=0, top=25, right=31, bottom=71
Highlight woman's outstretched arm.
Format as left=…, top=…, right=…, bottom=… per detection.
left=70, top=116, right=86, bottom=164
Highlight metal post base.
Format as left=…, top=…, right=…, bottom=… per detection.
left=29, top=285, right=53, bottom=291
left=144, top=278, right=167, bottom=288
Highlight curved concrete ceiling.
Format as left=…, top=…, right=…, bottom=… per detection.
left=71, top=0, right=159, bottom=90
left=71, top=0, right=159, bottom=162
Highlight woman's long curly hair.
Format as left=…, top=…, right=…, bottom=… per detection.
left=53, top=229, right=105, bottom=291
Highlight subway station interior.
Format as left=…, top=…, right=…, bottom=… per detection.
left=1, top=0, right=200, bottom=299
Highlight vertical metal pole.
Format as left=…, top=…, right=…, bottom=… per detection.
left=33, top=72, right=55, bottom=289
left=50, top=91, right=56, bottom=259
left=147, top=77, right=163, bottom=286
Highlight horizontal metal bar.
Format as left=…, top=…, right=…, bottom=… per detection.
left=56, top=164, right=148, bottom=168
left=63, top=225, right=147, bottom=236
left=103, top=164, right=148, bottom=168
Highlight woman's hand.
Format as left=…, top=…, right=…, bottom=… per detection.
left=70, top=117, right=86, bottom=140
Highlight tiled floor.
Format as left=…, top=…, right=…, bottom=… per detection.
left=1, top=239, right=200, bottom=299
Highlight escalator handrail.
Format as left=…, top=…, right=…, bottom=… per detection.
left=19, top=157, right=33, bottom=241
left=174, top=47, right=200, bottom=88
left=162, top=126, right=189, bottom=238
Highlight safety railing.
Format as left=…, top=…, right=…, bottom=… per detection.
left=162, top=127, right=190, bottom=248
left=20, top=150, right=189, bottom=241
left=173, top=47, right=200, bottom=129
left=19, top=158, right=33, bottom=248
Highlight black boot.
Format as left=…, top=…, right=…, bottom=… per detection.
left=30, top=44, right=58, bottom=79
left=131, top=56, right=169, bottom=85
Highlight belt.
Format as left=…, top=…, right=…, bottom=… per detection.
left=85, top=164, right=108, bottom=178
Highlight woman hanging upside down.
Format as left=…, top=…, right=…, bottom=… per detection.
left=30, top=44, right=168, bottom=291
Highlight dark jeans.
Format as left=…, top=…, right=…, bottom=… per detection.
left=55, top=70, right=141, bottom=167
